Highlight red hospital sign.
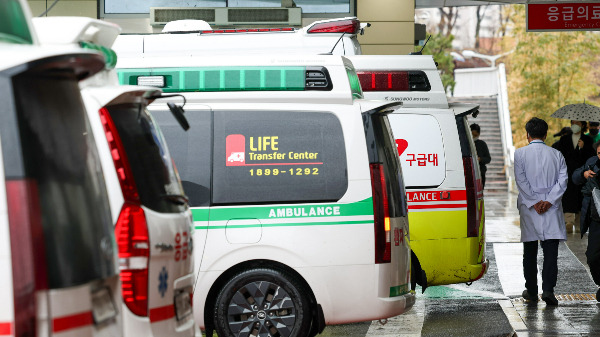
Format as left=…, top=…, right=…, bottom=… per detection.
left=527, top=2, right=600, bottom=31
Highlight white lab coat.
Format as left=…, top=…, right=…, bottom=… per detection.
left=514, top=140, right=568, bottom=242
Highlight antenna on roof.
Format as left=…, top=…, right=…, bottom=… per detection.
left=410, top=35, right=431, bottom=55
left=320, top=32, right=346, bottom=55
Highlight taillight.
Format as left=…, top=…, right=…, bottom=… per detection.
left=6, top=179, right=46, bottom=336
left=99, top=107, right=150, bottom=316
left=358, top=72, right=409, bottom=91
left=463, top=157, right=480, bottom=237
left=307, top=18, right=360, bottom=34
left=370, top=164, right=391, bottom=264
left=116, top=203, right=150, bottom=317
left=98, top=107, right=139, bottom=202
left=357, top=71, right=431, bottom=92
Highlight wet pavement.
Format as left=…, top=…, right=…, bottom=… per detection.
left=201, top=190, right=600, bottom=336
left=322, top=190, right=600, bottom=337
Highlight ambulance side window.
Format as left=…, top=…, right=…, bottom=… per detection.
left=108, top=104, right=187, bottom=213
left=212, top=110, right=348, bottom=204
left=387, top=114, right=446, bottom=188
left=153, top=109, right=213, bottom=207
left=8, top=74, right=116, bottom=288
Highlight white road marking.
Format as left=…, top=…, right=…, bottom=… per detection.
left=365, top=296, right=425, bottom=336
left=445, top=284, right=509, bottom=299
left=494, top=242, right=543, bottom=297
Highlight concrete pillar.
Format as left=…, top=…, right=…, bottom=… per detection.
left=28, top=0, right=96, bottom=18
left=356, top=0, right=415, bottom=55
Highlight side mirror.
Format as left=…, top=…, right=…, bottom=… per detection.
left=167, top=102, right=190, bottom=131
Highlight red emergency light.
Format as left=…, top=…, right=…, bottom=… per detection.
left=307, top=18, right=361, bottom=34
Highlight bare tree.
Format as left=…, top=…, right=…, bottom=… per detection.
left=438, top=7, right=459, bottom=37
left=475, top=5, right=489, bottom=49
left=498, top=5, right=512, bottom=37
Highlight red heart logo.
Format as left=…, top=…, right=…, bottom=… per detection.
left=395, top=139, right=408, bottom=156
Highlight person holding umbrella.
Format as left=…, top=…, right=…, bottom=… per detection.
left=573, top=141, right=600, bottom=301
left=552, top=102, right=600, bottom=233
left=552, top=120, right=595, bottom=233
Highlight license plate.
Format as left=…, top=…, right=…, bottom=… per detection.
left=174, top=290, right=192, bottom=321
left=92, top=287, right=117, bottom=324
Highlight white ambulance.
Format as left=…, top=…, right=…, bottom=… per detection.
left=113, top=17, right=366, bottom=58
left=0, top=1, right=122, bottom=335
left=349, top=55, right=488, bottom=286
left=116, top=55, right=414, bottom=336
left=112, top=15, right=486, bottom=288
left=32, top=17, right=196, bottom=336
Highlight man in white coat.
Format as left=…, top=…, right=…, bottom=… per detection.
left=514, top=117, right=568, bottom=306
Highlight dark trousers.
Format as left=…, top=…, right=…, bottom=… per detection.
left=587, top=220, right=600, bottom=285
left=480, top=166, right=487, bottom=189
left=523, top=239, right=559, bottom=293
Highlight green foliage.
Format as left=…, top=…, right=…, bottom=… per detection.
left=416, top=33, right=456, bottom=95
left=506, top=4, right=600, bottom=147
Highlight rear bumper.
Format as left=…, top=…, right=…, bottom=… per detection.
left=321, top=285, right=416, bottom=325
left=412, top=237, right=487, bottom=286
left=297, top=264, right=415, bottom=325
left=471, top=258, right=489, bottom=282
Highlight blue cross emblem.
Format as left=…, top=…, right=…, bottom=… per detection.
left=158, top=267, right=168, bottom=298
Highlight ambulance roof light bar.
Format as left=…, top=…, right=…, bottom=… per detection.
left=306, top=17, right=361, bottom=34
left=0, top=0, right=35, bottom=45
left=119, top=66, right=333, bottom=93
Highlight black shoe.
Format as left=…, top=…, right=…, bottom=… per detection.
left=596, top=288, right=600, bottom=302
left=542, top=291, right=558, bottom=306
left=522, top=289, right=539, bottom=302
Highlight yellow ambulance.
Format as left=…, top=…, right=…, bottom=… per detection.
left=350, top=55, right=488, bottom=286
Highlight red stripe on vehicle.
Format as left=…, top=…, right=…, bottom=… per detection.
left=53, top=311, right=93, bottom=333
left=408, top=203, right=467, bottom=210
left=0, top=322, right=12, bottom=335
left=149, top=305, right=175, bottom=322
left=472, top=260, right=488, bottom=282
left=406, top=190, right=467, bottom=203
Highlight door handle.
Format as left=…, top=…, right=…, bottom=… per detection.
left=155, top=243, right=174, bottom=251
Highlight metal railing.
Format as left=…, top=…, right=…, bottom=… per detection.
left=496, top=63, right=516, bottom=192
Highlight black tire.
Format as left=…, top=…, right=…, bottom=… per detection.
left=213, top=267, right=312, bottom=337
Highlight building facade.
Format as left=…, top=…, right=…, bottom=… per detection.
left=28, top=0, right=415, bottom=55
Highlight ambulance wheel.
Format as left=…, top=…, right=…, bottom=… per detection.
left=214, top=267, right=312, bottom=337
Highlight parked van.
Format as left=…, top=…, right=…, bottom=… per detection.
left=349, top=55, right=488, bottom=286
left=112, top=17, right=486, bottom=287
left=116, top=55, right=414, bottom=336
left=113, top=17, right=366, bottom=58
left=32, top=17, right=196, bottom=336
left=0, top=1, right=121, bottom=335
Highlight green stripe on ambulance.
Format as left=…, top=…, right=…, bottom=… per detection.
left=191, top=197, right=374, bottom=222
